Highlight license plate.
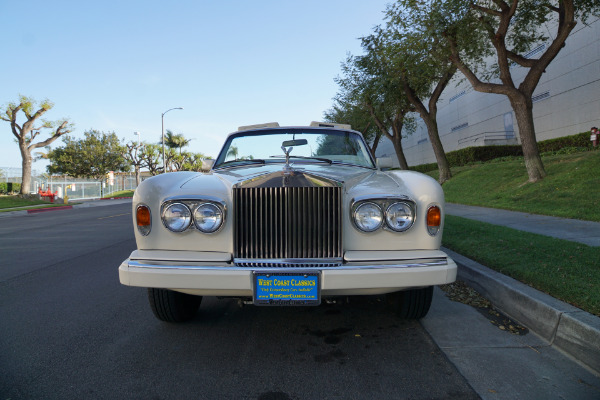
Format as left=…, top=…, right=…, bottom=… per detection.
left=253, top=272, right=320, bottom=306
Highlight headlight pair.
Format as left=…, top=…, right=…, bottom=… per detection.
left=353, top=200, right=415, bottom=233
left=162, top=202, right=224, bottom=233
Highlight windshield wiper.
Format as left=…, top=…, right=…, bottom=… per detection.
left=216, top=159, right=265, bottom=168
left=287, top=155, right=333, bottom=164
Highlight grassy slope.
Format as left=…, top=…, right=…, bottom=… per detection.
left=423, top=150, right=600, bottom=315
left=428, top=150, right=600, bottom=221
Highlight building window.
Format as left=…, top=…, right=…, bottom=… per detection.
left=449, top=91, right=466, bottom=103
left=451, top=122, right=469, bottom=132
left=525, top=44, right=546, bottom=59
left=532, top=91, right=550, bottom=103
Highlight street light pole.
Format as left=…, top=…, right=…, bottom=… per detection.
left=161, top=107, right=184, bottom=173
left=134, top=131, right=141, bottom=147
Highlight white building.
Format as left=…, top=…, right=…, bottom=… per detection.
left=376, top=17, right=600, bottom=167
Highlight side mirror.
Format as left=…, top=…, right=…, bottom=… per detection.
left=201, top=159, right=215, bottom=172
left=376, top=157, right=393, bottom=170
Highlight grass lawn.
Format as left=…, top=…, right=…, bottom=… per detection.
left=443, top=215, right=600, bottom=316
left=103, top=190, right=134, bottom=198
left=427, top=150, right=600, bottom=221
left=0, top=195, right=67, bottom=212
left=423, top=150, right=600, bottom=315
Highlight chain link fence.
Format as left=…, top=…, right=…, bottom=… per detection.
left=0, top=167, right=138, bottom=200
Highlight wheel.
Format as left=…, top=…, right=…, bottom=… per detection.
left=387, top=286, right=433, bottom=319
left=147, top=288, right=202, bottom=322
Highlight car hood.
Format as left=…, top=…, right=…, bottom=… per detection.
left=180, top=163, right=417, bottom=199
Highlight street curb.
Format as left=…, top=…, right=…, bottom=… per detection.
left=26, top=205, right=73, bottom=214
left=443, top=247, right=600, bottom=375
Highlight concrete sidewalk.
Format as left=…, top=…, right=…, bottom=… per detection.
left=445, top=203, right=600, bottom=247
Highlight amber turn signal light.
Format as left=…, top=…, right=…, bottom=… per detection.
left=136, top=205, right=151, bottom=236
left=427, top=206, right=441, bottom=236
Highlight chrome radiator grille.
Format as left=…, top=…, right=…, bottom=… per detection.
left=233, top=186, right=342, bottom=260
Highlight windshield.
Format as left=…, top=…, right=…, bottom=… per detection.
left=213, top=128, right=375, bottom=169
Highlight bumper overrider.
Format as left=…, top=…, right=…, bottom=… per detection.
left=119, top=249, right=457, bottom=297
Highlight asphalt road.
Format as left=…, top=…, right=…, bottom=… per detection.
left=0, top=203, right=479, bottom=400
left=2, top=202, right=599, bottom=400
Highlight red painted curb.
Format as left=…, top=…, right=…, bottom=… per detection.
left=27, top=205, right=73, bottom=214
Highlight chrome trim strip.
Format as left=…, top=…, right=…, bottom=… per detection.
left=234, top=258, right=343, bottom=264
left=351, top=194, right=411, bottom=203
left=163, top=195, right=227, bottom=206
left=127, top=259, right=448, bottom=271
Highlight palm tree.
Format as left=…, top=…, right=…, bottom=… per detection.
left=226, top=145, right=238, bottom=160
left=163, top=130, right=191, bottom=154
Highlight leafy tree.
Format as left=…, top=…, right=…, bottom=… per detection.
left=170, top=151, right=206, bottom=172
left=47, top=130, right=129, bottom=181
left=324, top=99, right=381, bottom=155
left=366, top=23, right=456, bottom=182
left=0, top=96, right=73, bottom=194
left=330, top=52, right=414, bottom=170
left=391, top=0, right=600, bottom=182
left=139, top=144, right=163, bottom=176
left=314, top=132, right=363, bottom=157
left=123, top=141, right=145, bottom=186
left=356, top=44, right=419, bottom=172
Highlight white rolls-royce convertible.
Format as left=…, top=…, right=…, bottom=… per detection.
left=119, top=122, right=456, bottom=322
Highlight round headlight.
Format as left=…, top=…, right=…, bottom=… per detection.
left=162, top=203, right=192, bottom=232
left=353, top=202, right=383, bottom=232
left=385, top=202, right=415, bottom=232
left=193, top=203, right=223, bottom=233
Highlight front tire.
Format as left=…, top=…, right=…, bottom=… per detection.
left=147, top=288, right=202, bottom=322
left=387, top=286, right=433, bottom=319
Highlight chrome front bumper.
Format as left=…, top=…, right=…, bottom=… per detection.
left=118, top=250, right=457, bottom=296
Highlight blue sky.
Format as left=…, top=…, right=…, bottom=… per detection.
left=1, top=0, right=391, bottom=171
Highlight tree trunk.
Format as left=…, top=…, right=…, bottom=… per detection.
left=402, top=81, right=452, bottom=184
left=391, top=135, right=409, bottom=170
left=422, top=117, right=452, bottom=184
left=391, top=116, right=409, bottom=170
left=509, top=96, right=546, bottom=182
left=134, top=164, right=141, bottom=187
left=19, top=144, right=32, bottom=195
left=370, top=132, right=381, bottom=155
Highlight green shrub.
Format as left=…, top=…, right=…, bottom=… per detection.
left=538, top=132, right=593, bottom=152
left=0, top=183, right=22, bottom=194
left=410, top=131, right=595, bottom=171
left=411, top=163, right=438, bottom=173
left=446, top=145, right=523, bottom=165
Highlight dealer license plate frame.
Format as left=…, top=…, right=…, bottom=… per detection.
left=253, top=271, right=321, bottom=306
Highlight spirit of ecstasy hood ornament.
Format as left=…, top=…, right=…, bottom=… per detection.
left=281, top=145, right=293, bottom=170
